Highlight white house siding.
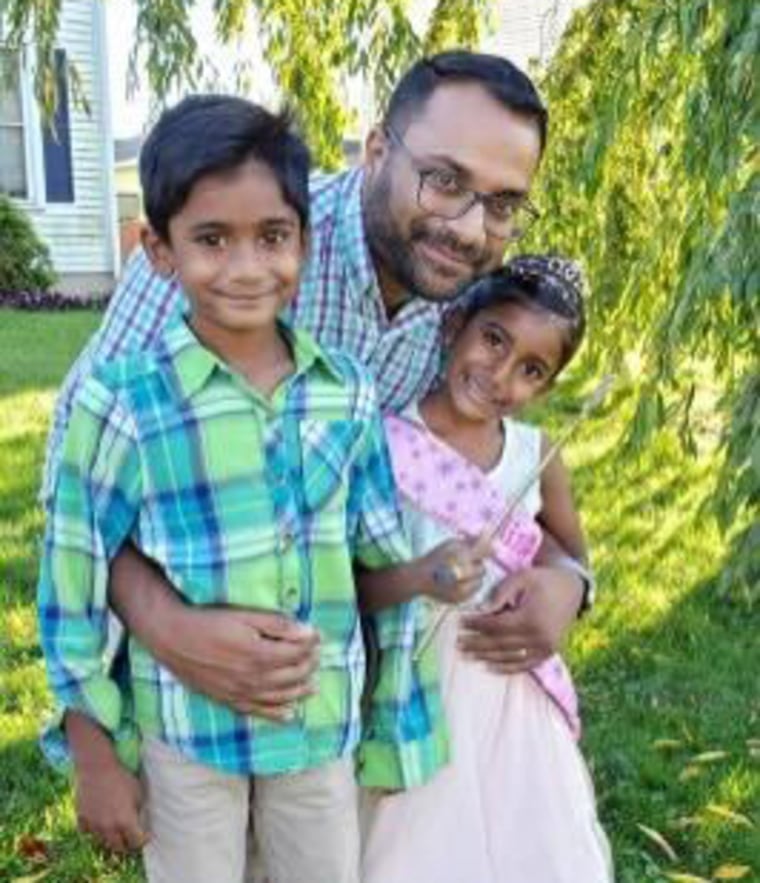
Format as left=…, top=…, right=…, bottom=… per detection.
left=25, top=0, right=117, bottom=291
left=481, top=0, right=590, bottom=73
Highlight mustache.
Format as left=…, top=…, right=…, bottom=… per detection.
left=411, top=226, right=485, bottom=265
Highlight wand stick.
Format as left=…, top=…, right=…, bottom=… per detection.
left=413, top=375, right=614, bottom=663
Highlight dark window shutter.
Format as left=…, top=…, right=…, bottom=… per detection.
left=42, top=49, right=74, bottom=203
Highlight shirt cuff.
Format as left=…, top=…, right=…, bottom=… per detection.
left=40, top=705, right=141, bottom=775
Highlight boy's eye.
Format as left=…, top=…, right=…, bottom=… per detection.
left=197, top=233, right=226, bottom=248
left=260, top=228, right=292, bottom=248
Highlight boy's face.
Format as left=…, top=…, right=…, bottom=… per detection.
left=145, top=158, right=306, bottom=335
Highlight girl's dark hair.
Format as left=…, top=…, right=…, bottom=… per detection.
left=462, top=254, right=587, bottom=370
left=139, top=95, right=310, bottom=240
left=384, top=50, right=548, bottom=155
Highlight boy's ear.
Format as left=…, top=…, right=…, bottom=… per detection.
left=141, top=226, right=175, bottom=278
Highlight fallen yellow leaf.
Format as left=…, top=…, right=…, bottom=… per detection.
left=663, top=873, right=711, bottom=883
left=679, top=765, right=702, bottom=782
left=653, top=738, right=685, bottom=750
left=705, top=804, right=755, bottom=828
left=713, top=864, right=752, bottom=879
left=636, top=823, right=678, bottom=861
left=690, top=750, right=729, bottom=764
left=670, top=816, right=701, bottom=830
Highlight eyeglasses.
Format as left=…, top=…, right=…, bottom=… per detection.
left=385, top=126, right=540, bottom=241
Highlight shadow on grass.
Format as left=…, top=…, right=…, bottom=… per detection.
left=575, top=577, right=760, bottom=880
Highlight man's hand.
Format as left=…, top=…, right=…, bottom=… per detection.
left=458, top=566, right=584, bottom=674
left=154, top=606, right=320, bottom=719
left=75, top=756, right=148, bottom=853
left=108, top=546, right=320, bottom=719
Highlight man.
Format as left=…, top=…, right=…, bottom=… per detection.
left=44, top=51, right=591, bottom=848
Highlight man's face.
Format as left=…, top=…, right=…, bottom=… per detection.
left=363, top=82, right=542, bottom=306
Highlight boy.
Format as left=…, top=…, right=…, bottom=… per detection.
left=38, top=95, right=420, bottom=883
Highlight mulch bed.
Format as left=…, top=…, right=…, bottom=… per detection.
left=0, top=290, right=110, bottom=311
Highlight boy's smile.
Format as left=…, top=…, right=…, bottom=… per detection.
left=147, top=158, right=306, bottom=341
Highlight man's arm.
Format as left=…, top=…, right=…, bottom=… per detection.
left=458, top=436, right=590, bottom=674
left=108, top=545, right=320, bottom=718
left=41, top=248, right=184, bottom=507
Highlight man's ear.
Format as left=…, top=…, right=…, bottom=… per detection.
left=141, top=226, right=175, bottom=278
left=364, top=125, right=391, bottom=175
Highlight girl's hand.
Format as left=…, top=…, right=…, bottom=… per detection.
left=75, top=756, right=149, bottom=853
left=419, top=538, right=486, bottom=605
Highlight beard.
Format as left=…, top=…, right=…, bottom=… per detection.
left=363, top=165, right=496, bottom=303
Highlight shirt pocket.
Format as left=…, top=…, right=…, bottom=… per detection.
left=297, top=418, right=365, bottom=513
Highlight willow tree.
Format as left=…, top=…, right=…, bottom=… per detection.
left=534, top=0, right=758, bottom=600
left=3, top=0, right=756, bottom=596
left=0, top=0, right=491, bottom=166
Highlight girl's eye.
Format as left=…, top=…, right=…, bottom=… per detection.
left=481, top=327, right=504, bottom=348
left=523, top=363, right=546, bottom=380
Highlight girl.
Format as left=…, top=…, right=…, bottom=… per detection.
left=358, top=255, right=613, bottom=883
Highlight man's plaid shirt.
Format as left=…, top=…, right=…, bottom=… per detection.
left=43, top=168, right=445, bottom=502
left=39, top=318, right=447, bottom=784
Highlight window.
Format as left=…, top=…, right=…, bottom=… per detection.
left=0, top=48, right=27, bottom=198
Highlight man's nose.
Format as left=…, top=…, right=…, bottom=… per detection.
left=446, top=199, right=488, bottom=249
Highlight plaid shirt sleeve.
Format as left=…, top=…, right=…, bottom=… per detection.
left=40, top=249, right=183, bottom=506
left=38, top=371, right=142, bottom=769
left=347, top=387, right=412, bottom=571
left=345, top=382, right=449, bottom=789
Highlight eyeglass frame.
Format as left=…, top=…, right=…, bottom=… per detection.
left=384, top=125, right=540, bottom=241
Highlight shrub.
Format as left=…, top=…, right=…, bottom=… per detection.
left=0, top=195, right=56, bottom=291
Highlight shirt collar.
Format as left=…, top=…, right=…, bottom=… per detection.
left=336, top=167, right=378, bottom=301
left=164, top=314, right=343, bottom=402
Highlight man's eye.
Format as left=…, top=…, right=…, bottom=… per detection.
left=427, top=168, right=462, bottom=194
left=486, top=195, right=519, bottom=220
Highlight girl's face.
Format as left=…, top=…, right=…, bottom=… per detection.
left=443, top=301, right=567, bottom=423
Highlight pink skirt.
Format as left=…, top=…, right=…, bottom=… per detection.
left=360, top=615, right=613, bottom=883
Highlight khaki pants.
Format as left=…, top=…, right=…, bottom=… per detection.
left=141, top=737, right=360, bottom=883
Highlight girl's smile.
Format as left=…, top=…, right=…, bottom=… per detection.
left=444, top=301, right=566, bottom=423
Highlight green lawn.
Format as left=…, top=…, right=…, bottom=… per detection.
left=0, top=310, right=757, bottom=883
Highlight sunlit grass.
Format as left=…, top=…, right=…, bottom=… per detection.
left=0, top=310, right=756, bottom=882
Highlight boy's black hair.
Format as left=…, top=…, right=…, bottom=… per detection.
left=462, top=254, right=587, bottom=370
left=139, top=95, right=310, bottom=240
left=384, top=50, right=548, bottom=155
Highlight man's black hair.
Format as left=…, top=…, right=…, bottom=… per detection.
left=384, top=50, right=548, bottom=154
left=139, top=95, right=310, bottom=240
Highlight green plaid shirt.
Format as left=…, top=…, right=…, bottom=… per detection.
left=39, top=318, right=446, bottom=783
